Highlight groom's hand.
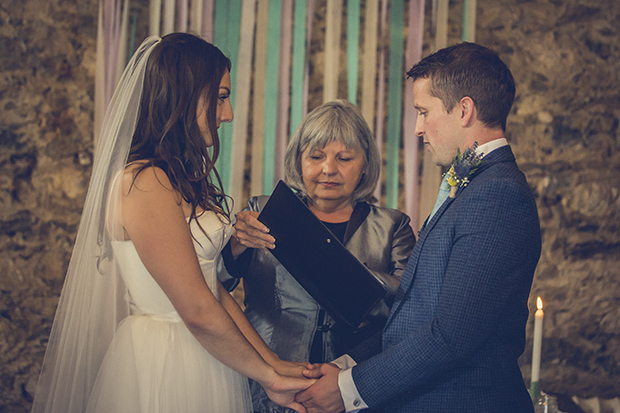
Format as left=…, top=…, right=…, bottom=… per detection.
left=295, top=363, right=345, bottom=413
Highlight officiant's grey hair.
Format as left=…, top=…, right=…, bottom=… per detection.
left=284, top=99, right=380, bottom=204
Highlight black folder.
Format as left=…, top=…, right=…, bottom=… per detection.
left=257, top=181, right=387, bottom=330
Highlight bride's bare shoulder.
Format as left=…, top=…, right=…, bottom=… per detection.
left=121, top=162, right=175, bottom=196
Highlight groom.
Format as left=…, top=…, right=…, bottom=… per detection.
left=296, top=42, right=541, bottom=412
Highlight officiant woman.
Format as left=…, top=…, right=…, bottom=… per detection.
left=221, top=99, right=416, bottom=413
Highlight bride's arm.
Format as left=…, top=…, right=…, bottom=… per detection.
left=121, top=166, right=311, bottom=411
left=217, top=282, right=307, bottom=378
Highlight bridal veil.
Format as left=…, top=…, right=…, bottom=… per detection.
left=31, top=36, right=161, bottom=413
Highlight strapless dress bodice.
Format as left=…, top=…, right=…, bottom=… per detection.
left=112, top=212, right=232, bottom=318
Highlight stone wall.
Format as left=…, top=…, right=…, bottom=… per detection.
left=1, top=0, right=98, bottom=410
left=1, top=0, right=619, bottom=410
left=475, top=1, right=620, bottom=398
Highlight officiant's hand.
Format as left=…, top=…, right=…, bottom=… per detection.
left=296, top=363, right=345, bottom=413
left=230, top=210, right=275, bottom=257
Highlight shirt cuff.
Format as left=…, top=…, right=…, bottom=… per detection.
left=334, top=355, right=368, bottom=412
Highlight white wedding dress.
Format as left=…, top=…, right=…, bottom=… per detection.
left=85, top=212, right=252, bottom=413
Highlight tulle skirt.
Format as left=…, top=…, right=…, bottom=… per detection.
left=86, top=314, right=252, bottom=413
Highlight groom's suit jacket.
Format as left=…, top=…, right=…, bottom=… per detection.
left=349, top=146, right=541, bottom=412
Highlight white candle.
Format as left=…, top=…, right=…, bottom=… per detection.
left=531, top=297, right=544, bottom=384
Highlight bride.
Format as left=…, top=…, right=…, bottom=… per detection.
left=31, top=33, right=312, bottom=413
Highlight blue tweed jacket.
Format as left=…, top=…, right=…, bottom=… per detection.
left=350, top=146, right=541, bottom=412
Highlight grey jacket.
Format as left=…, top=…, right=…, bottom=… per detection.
left=222, top=196, right=415, bottom=413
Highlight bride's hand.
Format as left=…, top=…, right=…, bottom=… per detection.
left=262, top=372, right=315, bottom=413
left=302, top=362, right=325, bottom=379
left=274, top=360, right=308, bottom=378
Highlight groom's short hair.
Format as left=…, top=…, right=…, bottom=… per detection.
left=407, top=42, right=515, bottom=132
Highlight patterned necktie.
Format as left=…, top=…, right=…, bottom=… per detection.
left=428, top=173, right=450, bottom=221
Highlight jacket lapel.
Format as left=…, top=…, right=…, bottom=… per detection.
left=385, top=195, right=456, bottom=328
left=343, top=202, right=370, bottom=244
left=384, top=145, right=515, bottom=328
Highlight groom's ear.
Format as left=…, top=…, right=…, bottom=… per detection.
left=458, top=96, right=476, bottom=127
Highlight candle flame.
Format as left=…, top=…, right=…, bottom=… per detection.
left=537, top=297, right=543, bottom=310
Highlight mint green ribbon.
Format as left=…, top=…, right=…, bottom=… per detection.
left=213, top=0, right=242, bottom=193
left=386, top=0, right=404, bottom=209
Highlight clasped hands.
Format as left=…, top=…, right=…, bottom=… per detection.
left=296, top=362, right=346, bottom=413
left=270, top=360, right=346, bottom=413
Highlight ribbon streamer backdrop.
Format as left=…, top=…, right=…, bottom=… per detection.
left=94, top=0, right=477, bottom=229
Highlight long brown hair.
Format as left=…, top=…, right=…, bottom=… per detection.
left=128, top=33, right=232, bottom=226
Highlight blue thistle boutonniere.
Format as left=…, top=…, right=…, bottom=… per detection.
left=446, top=142, right=484, bottom=198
